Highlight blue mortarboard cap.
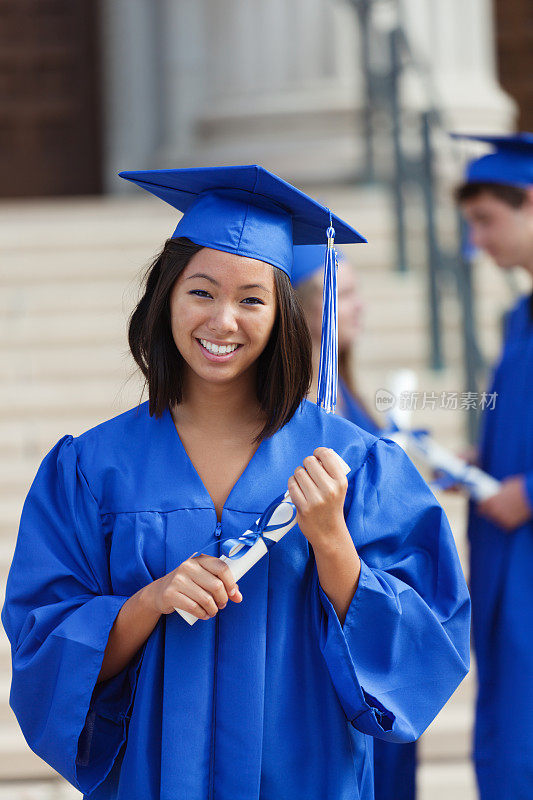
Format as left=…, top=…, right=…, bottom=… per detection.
left=292, top=244, right=348, bottom=286
left=451, top=132, right=533, bottom=187
left=118, top=165, right=365, bottom=278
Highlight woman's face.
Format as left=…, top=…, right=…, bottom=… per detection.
left=170, top=247, right=277, bottom=388
left=337, top=263, right=363, bottom=350
left=301, top=261, right=363, bottom=350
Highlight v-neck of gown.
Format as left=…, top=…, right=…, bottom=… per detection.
left=163, top=403, right=267, bottom=519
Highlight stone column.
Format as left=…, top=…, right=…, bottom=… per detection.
left=155, top=0, right=208, bottom=165
left=399, top=0, right=515, bottom=128
left=189, top=0, right=364, bottom=181
left=100, top=0, right=164, bottom=191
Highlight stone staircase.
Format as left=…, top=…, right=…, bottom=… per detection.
left=1, top=186, right=526, bottom=797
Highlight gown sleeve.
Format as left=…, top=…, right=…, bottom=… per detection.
left=524, top=471, right=533, bottom=513
left=1, top=435, right=145, bottom=795
left=311, top=436, right=471, bottom=743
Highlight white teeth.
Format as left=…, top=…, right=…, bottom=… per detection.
left=199, top=339, right=239, bottom=355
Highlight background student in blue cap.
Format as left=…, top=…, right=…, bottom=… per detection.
left=294, top=244, right=417, bottom=800
left=2, top=165, right=469, bottom=800
left=454, top=134, right=533, bottom=800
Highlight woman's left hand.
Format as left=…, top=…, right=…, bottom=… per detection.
left=288, top=447, right=349, bottom=550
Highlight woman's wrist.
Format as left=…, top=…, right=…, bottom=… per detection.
left=138, top=579, right=163, bottom=620
left=308, top=519, right=352, bottom=555
left=313, top=531, right=361, bottom=626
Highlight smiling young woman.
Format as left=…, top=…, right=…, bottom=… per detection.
left=2, top=165, right=470, bottom=800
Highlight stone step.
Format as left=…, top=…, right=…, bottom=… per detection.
left=417, top=760, right=476, bottom=800
left=0, top=778, right=81, bottom=799
left=0, top=721, right=55, bottom=781
left=2, top=311, right=125, bottom=349
left=358, top=329, right=464, bottom=369
left=0, top=346, right=137, bottom=383
left=0, top=651, right=12, bottom=680
left=0, top=536, right=20, bottom=581
left=0, top=413, right=130, bottom=461
left=1, top=378, right=142, bottom=419
left=2, top=248, right=156, bottom=287
left=0, top=198, right=176, bottom=252
left=419, top=668, right=475, bottom=763
left=0, top=676, right=14, bottom=721
left=1, top=281, right=138, bottom=317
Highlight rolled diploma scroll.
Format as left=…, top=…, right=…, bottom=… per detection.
left=176, top=452, right=351, bottom=626
left=390, top=429, right=501, bottom=502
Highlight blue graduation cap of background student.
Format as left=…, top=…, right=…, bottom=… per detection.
left=291, top=243, right=348, bottom=286
left=451, top=132, right=533, bottom=187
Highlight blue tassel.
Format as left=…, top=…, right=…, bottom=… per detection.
left=316, top=223, right=338, bottom=413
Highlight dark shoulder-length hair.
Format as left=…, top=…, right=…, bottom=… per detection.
left=128, top=237, right=312, bottom=441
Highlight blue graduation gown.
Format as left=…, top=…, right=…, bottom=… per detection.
left=2, top=399, right=470, bottom=800
left=468, top=293, right=533, bottom=799
left=337, top=377, right=417, bottom=800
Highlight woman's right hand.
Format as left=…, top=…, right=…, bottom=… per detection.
left=147, top=555, right=243, bottom=620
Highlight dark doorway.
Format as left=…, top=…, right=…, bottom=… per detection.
left=0, top=0, right=103, bottom=197
left=495, top=0, right=533, bottom=131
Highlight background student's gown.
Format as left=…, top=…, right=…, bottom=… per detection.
left=2, top=399, right=470, bottom=800
left=468, top=293, right=533, bottom=800
left=337, top=377, right=417, bottom=800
